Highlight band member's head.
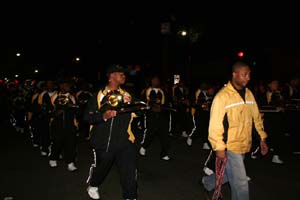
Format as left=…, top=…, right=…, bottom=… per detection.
left=207, top=84, right=215, bottom=96
left=268, top=80, right=279, bottom=92
left=59, top=80, right=72, bottom=93
left=46, top=80, right=55, bottom=92
left=258, top=82, right=267, bottom=94
left=232, top=61, right=251, bottom=89
left=151, top=75, right=161, bottom=88
left=107, top=64, right=127, bottom=86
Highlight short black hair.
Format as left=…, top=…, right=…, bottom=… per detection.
left=232, top=61, right=249, bottom=72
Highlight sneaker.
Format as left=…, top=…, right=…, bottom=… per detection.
left=161, top=155, right=171, bottom=161
left=187, top=137, right=193, bottom=146
left=32, top=143, right=39, bottom=148
left=15, top=127, right=20, bottom=132
left=203, top=167, right=214, bottom=176
left=181, top=131, right=188, bottom=138
left=202, top=143, right=210, bottom=150
left=49, top=160, right=58, bottom=168
left=87, top=186, right=100, bottom=200
left=41, top=151, right=48, bottom=157
left=67, top=162, right=78, bottom=171
left=139, top=147, right=146, bottom=156
left=272, top=155, right=283, bottom=164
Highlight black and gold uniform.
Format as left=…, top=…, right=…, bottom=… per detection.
left=171, top=82, right=192, bottom=137
left=140, top=86, right=170, bottom=160
left=27, top=89, right=40, bottom=147
left=76, top=88, right=92, bottom=140
left=36, top=82, right=57, bottom=156
left=85, top=64, right=142, bottom=200
left=187, top=86, right=215, bottom=148
left=49, top=83, right=78, bottom=170
left=85, top=86, right=138, bottom=199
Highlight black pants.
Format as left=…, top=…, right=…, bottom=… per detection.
left=15, top=109, right=26, bottom=128
left=78, top=119, right=90, bottom=139
left=172, top=105, right=191, bottom=136
left=142, top=112, right=169, bottom=157
left=30, top=117, right=40, bottom=145
left=87, top=142, right=137, bottom=199
left=36, top=117, right=51, bottom=153
left=49, top=127, right=77, bottom=164
left=263, top=112, right=286, bottom=155
left=286, top=110, right=300, bottom=152
left=189, top=109, right=210, bottom=143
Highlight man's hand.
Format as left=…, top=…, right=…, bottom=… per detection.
left=103, top=110, right=117, bottom=120
left=260, top=140, right=268, bottom=156
left=123, top=93, right=131, bottom=104
left=216, top=150, right=226, bottom=159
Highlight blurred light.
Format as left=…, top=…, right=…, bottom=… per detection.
left=4, top=77, right=8, bottom=81
left=15, top=74, right=19, bottom=78
left=14, top=80, right=19, bottom=85
left=180, top=30, right=187, bottom=36
left=34, top=69, right=39, bottom=73
left=75, top=57, right=80, bottom=61
left=237, top=51, right=244, bottom=57
left=16, top=53, right=21, bottom=57
left=0, top=80, right=3, bottom=84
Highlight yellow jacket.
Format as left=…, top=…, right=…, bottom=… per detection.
left=208, top=82, right=267, bottom=154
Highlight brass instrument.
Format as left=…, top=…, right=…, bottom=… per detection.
left=57, top=95, right=71, bottom=106
left=101, top=91, right=149, bottom=113
left=56, top=95, right=78, bottom=108
left=107, top=92, right=124, bottom=107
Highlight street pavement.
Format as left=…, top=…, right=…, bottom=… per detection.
left=1, top=122, right=300, bottom=200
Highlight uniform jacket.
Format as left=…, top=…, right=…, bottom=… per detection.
left=208, top=82, right=267, bottom=154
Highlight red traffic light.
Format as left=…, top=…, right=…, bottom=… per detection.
left=237, top=51, right=244, bottom=57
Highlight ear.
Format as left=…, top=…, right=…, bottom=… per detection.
left=232, top=71, right=236, bottom=78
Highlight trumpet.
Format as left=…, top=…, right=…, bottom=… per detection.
left=57, top=95, right=71, bottom=106
left=101, top=91, right=149, bottom=113
left=56, top=95, right=78, bottom=108
left=107, top=92, right=124, bottom=107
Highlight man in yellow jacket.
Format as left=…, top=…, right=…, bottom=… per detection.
left=202, top=61, right=268, bottom=200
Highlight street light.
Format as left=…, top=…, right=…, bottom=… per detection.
left=180, top=30, right=187, bottom=36
left=237, top=51, right=244, bottom=58
left=16, top=53, right=21, bottom=57
left=15, top=74, right=19, bottom=78
left=75, top=57, right=80, bottom=62
left=34, top=69, right=39, bottom=73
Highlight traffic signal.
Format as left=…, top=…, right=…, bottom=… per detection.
left=237, top=51, right=244, bottom=58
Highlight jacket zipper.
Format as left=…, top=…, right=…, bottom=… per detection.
left=106, top=117, right=114, bottom=152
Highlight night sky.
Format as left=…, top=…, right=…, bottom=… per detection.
left=1, top=6, right=299, bottom=82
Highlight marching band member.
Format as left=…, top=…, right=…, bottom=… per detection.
left=85, top=65, right=138, bottom=200
left=36, top=80, right=57, bottom=156
left=139, top=75, right=171, bottom=161
left=49, top=80, right=78, bottom=171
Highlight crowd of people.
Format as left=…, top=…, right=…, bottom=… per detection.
left=1, top=62, right=300, bottom=199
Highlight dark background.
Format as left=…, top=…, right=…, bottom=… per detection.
left=1, top=5, right=299, bottom=84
